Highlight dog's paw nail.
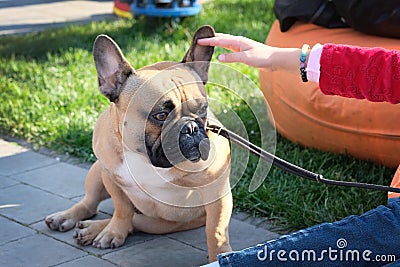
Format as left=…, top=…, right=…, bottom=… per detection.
left=45, top=219, right=53, bottom=227
left=73, top=231, right=78, bottom=238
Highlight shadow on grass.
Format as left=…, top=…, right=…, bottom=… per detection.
left=0, top=0, right=275, bottom=60
left=0, top=17, right=166, bottom=60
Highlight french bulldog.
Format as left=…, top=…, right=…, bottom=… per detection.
left=45, top=25, right=233, bottom=262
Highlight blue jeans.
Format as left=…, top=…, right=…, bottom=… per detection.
left=218, top=198, right=400, bottom=266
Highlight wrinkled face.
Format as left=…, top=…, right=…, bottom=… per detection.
left=122, top=65, right=211, bottom=168
left=92, top=26, right=216, bottom=168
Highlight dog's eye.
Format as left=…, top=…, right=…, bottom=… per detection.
left=197, top=106, right=208, bottom=117
left=153, top=112, right=169, bottom=122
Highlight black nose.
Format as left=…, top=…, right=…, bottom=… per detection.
left=180, top=121, right=199, bottom=135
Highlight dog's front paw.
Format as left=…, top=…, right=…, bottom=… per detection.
left=92, top=228, right=126, bottom=249
left=208, top=244, right=232, bottom=262
left=92, top=219, right=132, bottom=249
left=45, top=211, right=79, bottom=232
left=45, top=203, right=97, bottom=232
left=74, top=219, right=110, bottom=246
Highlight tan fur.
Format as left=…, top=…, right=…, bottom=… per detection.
left=45, top=26, right=232, bottom=262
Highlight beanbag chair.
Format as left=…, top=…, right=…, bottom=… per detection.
left=260, top=20, right=400, bottom=167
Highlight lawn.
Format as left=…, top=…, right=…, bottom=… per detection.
left=0, top=0, right=395, bottom=232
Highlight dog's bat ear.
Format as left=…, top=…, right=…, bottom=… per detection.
left=182, top=25, right=215, bottom=84
left=93, top=35, right=135, bottom=102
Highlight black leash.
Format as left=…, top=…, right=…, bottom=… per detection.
left=206, top=124, right=400, bottom=193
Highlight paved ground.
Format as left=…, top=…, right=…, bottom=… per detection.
left=0, top=1, right=279, bottom=266
left=0, top=0, right=115, bottom=36
left=0, top=139, right=279, bottom=266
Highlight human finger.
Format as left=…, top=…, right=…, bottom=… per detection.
left=197, top=35, right=248, bottom=52
left=217, top=51, right=248, bottom=64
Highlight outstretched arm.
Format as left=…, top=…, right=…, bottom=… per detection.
left=197, top=33, right=306, bottom=73
left=199, top=33, right=400, bottom=104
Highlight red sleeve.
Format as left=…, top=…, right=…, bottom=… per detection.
left=319, top=44, right=400, bottom=104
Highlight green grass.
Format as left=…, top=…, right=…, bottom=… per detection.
left=0, top=0, right=395, bottom=232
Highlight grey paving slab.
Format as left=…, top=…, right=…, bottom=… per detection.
left=0, top=233, right=87, bottom=267
left=0, top=150, right=58, bottom=176
left=14, top=162, right=87, bottom=199
left=0, top=175, right=19, bottom=189
left=167, top=218, right=280, bottom=252
left=99, top=198, right=114, bottom=215
left=167, top=225, right=207, bottom=250
left=0, top=0, right=115, bottom=36
left=0, top=216, right=36, bottom=246
left=0, top=139, right=28, bottom=157
left=56, top=255, right=117, bottom=267
left=228, top=218, right=280, bottom=250
left=0, top=183, right=75, bottom=225
left=32, top=213, right=159, bottom=257
left=103, top=236, right=208, bottom=267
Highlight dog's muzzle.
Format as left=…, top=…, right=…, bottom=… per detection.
left=179, top=119, right=210, bottom=162
left=147, top=118, right=210, bottom=168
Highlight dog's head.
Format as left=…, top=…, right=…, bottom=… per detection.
left=93, top=26, right=215, bottom=168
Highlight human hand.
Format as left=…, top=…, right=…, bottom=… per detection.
left=197, top=33, right=301, bottom=73
left=197, top=33, right=274, bottom=68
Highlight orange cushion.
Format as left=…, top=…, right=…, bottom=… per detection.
left=260, top=20, right=400, bottom=168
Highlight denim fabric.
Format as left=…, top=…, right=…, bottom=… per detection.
left=218, top=198, right=400, bottom=266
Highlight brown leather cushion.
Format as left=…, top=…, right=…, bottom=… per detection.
left=260, top=20, right=400, bottom=167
